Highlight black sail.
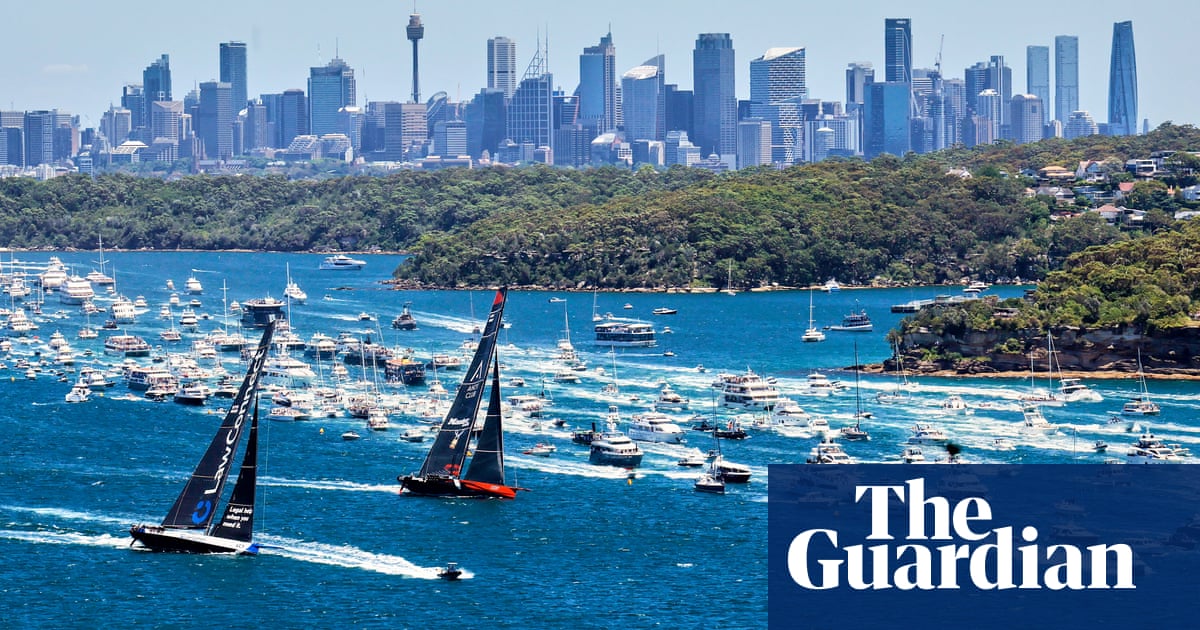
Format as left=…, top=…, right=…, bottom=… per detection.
left=417, top=288, right=507, bottom=479
left=464, top=355, right=506, bottom=486
left=161, top=320, right=275, bottom=530
left=208, top=402, right=259, bottom=542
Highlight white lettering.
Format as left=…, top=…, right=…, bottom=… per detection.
left=787, top=529, right=841, bottom=589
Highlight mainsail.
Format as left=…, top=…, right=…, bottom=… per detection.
left=160, top=320, right=275, bottom=531
left=401, top=288, right=515, bottom=498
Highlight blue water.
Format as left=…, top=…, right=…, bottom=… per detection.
left=2, top=252, right=1197, bottom=627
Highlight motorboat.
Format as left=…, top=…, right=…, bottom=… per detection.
left=400, top=427, right=427, bottom=443
left=908, top=423, right=949, bottom=444
left=64, top=382, right=91, bottom=403
left=58, top=275, right=95, bottom=305
left=184, top=276, right=203, bottom=295
left=522, top=443, right=557, bottom=456
left=820, top=278, right=841, bottom=292
left=804, top=372, right=844, bottom=396
left=437, top=563, right=463, bottom=581
left=627, top=412, right=686, bottom=444
left=173, top=383, right=211, bottom=406
left=709, top=456, right=751, bottom=483
left=769, top=398, right=811, bottom=426
left=391, top=302, right=417, bottom=330
left=103, top=334, right=152, bottom=357
left=653, top=383, right=690, bottom=411
left=341, top=431, right=361, bottom=441
left=651, top=307, right=677, bottom=315
left=589, top=433, right=644, bottom=467
left=366, top=408, right=390, bottom=431
left=992, top=437, right=1016, bottom=451
left=694, top=472, right=726, bottom=494
left=1021, top=404, right=1058, bottom=432
left=718, top=369, right=780, bottom=410
left=676, top=452, right=707, bottom=467
left=963, top=280, right=989, bottom=294
left=507, top=394, right=544, bottom=417
left=1058, top=377, right=1103, bottom=403
left=552, top=369, right=581, bottom=384
left=319, top=254, right=367, bottom=270
left=806, top=437, right=852, bottom=464
left=1126, top=433, right=1184, bottom=464
left=901, top=446, right=928, bottom=463
left=941, top=394, right=971, bottom=413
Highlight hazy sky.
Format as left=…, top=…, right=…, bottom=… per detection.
left=2, top=1, right=1193, bottom=130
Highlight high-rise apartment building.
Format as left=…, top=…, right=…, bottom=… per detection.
left=1054, top=36, right=1078, bottom=124
left=736, top=119, right=771, bottom=169
left=749, top=47, right=807, bottom=165
left=884, top=18, right=912, bottom=83
left=219, top=42, right=248, bottom=112
left=1064, top=110, right=1099, bottom=139
left=1108, top=21, right=1138, bottom=136
left=1026, top=46, right=1049, bottom=126
left=579, top=32, right=618, bottom=134
left=308, top=58, right=356, bottom=137
left=487, top=36, right=517, bottom=99
left=621, top=56, right=665, bottom=142
left=1009, top=94, right=1044, bottom=144
left=692, top=33, right=736, bottom=159
left=151, top=101, right=183, bottom=142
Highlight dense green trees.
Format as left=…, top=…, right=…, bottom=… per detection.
left=2, top=124, right=1199, bottom=290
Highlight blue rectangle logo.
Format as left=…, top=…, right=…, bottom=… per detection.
left=769, top=465, right=1200, bottom=628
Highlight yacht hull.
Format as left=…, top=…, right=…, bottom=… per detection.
left=398, top=475, right=516, bottom=499
left=129, top=525, right=256, bottom=555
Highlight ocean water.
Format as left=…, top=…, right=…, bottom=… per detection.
left=1, top=252, right=1196, bottom=628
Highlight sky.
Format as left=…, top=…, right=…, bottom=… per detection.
left=2, top=1, right=1195, bottom=130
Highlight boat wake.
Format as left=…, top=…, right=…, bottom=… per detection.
left=261, top=477, right=399, bottom=494
left=255, top=535, right=450, bottom=578
left=0, top=529, right=130, bottom=549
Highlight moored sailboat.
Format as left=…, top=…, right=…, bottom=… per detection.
left=128, top=320, right=276, bottom=554
left=398, top=288, right=518, bottom=499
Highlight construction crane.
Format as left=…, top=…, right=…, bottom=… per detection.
left=934, top=34, right=945, bottom=77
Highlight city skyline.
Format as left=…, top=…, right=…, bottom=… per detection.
left=2, top=1, right=1191, bottom=131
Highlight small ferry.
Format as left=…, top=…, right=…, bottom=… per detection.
left=594, top=317, right=656, bottom=348
left=828, top=309, right=872, bottom=332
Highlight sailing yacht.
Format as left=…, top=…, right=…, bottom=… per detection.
left=841, top=342, right=871, bottom=441
left=398, top=288, right=518, bottom=499
left=801, top=289, right=825, bottom=343
left=1123, top=349, right=1160, bottom=415
left=128, top=321, right=276, bottom=554
left=722, top=260, right=737, bottom=296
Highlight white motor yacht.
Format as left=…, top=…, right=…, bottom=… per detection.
left=626, top=412, right=686, bottom=444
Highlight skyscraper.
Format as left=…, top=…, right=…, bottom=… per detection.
left=692, top=33, right=736, bottom=159
left=279, top=89, right=308, bottom=148
left=884, top=18, right=912, bottom=83
left=219, top=42, right=248, bottom=112
left=1009, top=94, right=1044, bottom=144
left=845, top=62, right=875, bottom=108
left=864, top=82, right=911, bottom=158
left=987, top=56, right=1012, bottom=127
left=579, top=32, right=618, bottom=134
left=1026, top=46, right=1049, bottom=126
left=1054, top=36, right=1079, bottom=124
left=143, top=54, right=172, bottom=131
left=507, top=43, right=554, bottom=158
left=407, top=13, right=425, bottom=103
left=1108, top=21, right=1138, bottom=136
left=196, top=81, right=233, bottom=159
left=749, top=47, right=806, bottom=165
left=621, top=56, right=665, bottom=142
left=308, top=58, right=357, bottom=137
left=487, top=36, right=517, bottom=99
left=23, top=111, right=55, bottom=166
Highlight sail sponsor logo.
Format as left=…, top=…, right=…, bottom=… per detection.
left=785, top=478, right=1134, bottom=591
left=191, top=499, right=213, bottom=525
left=203, top=347, right=265, bottom=497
